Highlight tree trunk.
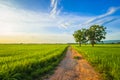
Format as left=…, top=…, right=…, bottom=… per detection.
left=92, top=43, right=94, bottom=47
left=91, top=40, right=94, bottom=47
left=79, top=41, right=81, bottom=47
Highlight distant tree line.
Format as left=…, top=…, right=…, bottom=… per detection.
left=73, top=25, right=106, bottom=47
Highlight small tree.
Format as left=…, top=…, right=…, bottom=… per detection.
left=73, top=30, right=82, bottom=46
left=87, top=25, right=106, bottom=47
left=73, top=28, right=88, bottom=46
left=81, top=28, right=88, bottom=44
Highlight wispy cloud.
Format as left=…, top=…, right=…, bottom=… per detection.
left=50, top=0, right=61, bottom=18
left=0, top=1, right=88, bottom=43
left=101, top=18, right=119, bottom=25
left=0, top=1, right=120, bottom=43
left=60, top=7, right=120, bottom=29
left=81, top=7, right=120, bottom=27
left=60, top=22, right=72, bottom=29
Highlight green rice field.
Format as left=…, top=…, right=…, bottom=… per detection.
left=0, top=44, right=67, bottom=80
left=72, top=44, right=120, bottom=80
left=0, top=44, right=120, bottom=80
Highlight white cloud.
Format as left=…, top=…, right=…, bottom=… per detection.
left=50, top=0, right=61, bottom=18
left=0, top=1, right=120, bottom=43
left=59, top=7, right=120, bottom=29
left=80, top=7, right=120, bottom=27
left=0, top=2, right=58, bottom=34
left=60, top=22, right=71, bottom=29
left=0, top=1, right=89, bottom=43
left=100, top=18, right=119, bottom=25
left=0, top=1, right=91, bottom=35
left=87, top=7, right=119, bottom=23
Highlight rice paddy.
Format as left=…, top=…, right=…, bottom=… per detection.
left=0, top=44, right=67, bottom=80
left=72, top=44, right=120, bottom=80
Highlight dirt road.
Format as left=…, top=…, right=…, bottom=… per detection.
left=45, top=47, right=100, bottom=80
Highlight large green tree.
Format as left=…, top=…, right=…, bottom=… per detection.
left=87, top=25, right=106, bottom=47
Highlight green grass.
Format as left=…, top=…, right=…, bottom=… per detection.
left=72, top=44, right=120, bottom=80
left=0, top=44, right=68, bottom=80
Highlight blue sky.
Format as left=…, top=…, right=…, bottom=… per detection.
left=0, top=0, right=120, bottom=43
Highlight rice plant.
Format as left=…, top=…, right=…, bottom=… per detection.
left=72, top=44, right=120, bottom=80
left=0, top=44, right=68, bottom=80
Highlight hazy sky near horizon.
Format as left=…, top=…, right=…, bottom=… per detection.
left=0, top=0, right=120, bottom=43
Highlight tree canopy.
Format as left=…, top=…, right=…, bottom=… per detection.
left=73, top=30, right=82, bottom=46
left=87, top=25, right=106, bottom=47
left=73, top=25, right=106, bottom=47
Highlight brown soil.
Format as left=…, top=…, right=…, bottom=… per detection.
left=45, top=47, right=100, bottom=80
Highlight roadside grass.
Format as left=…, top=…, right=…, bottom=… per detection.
left=0, top=44, right=68, bottom=80
left=72, top=44, right=120, bottom=80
